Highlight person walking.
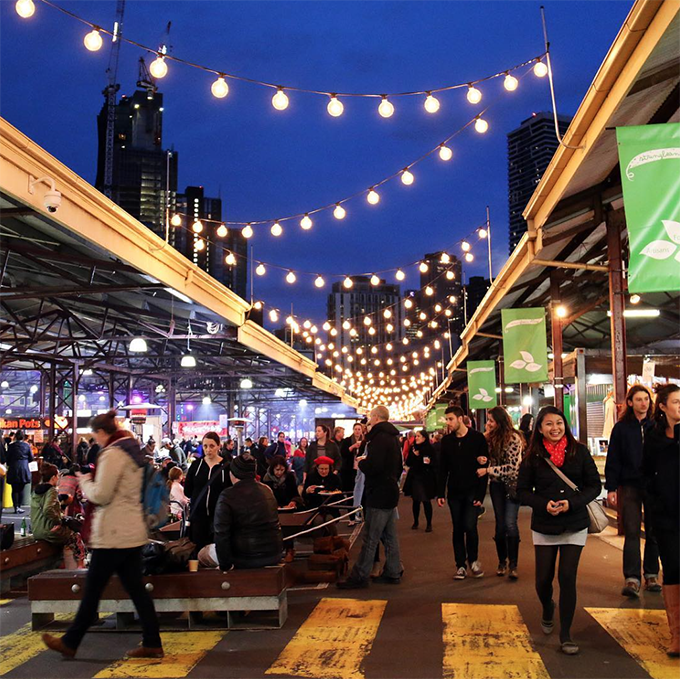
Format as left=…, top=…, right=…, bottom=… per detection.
left=643, top=384, right=680, bottom=657
left=337, top=406, right=403, bottom=589
left=42, top=410, right=163, bottom=659
left=517, top=406, right=601, bottom=656
left=265, top=432, right=288, bottom=462
left=605, top=384, right=661, bottom=597
left=478, top=406, right=524, bottom=579
left=404, top=429, right=437, bottom=532
left=6, top=429, right=32, bottom=514
left=437, top=406, right=489, bottom=580
left=305, top=425, right=341, bottom=477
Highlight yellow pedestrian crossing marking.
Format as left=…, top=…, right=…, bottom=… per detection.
left=94, top=631, right=226, bottom=679
left=0, top=600, right=11, bottom=607
left=442, top=603, right=549, bottom=679
left=587, top=607, right=679, bottom=679
left=266, top=597, right=387, bottom=679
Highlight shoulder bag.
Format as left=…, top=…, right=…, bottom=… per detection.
left=545, top=458, right=609, bottom=534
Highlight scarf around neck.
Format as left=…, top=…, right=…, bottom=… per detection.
left=543, top=436, right=568, bottom=467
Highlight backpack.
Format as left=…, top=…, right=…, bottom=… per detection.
left=141, top=465, right=170, bottom=530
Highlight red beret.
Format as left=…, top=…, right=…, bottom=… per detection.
left=314, top=456, right=334, bottom=466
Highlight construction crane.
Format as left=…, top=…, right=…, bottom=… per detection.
left=102, top=0, right=126, bottom=199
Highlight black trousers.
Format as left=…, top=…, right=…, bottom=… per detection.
left=618, top=484, right=660, bottom=581
left=11, top=482, right=26, bottom=511
left=447, top=493, right=479, bottom=568
left=62, top=547, right=161, bottom=650
left=657, top=526, right=680, bottom=586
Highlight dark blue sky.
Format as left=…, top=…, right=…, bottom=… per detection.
left=1, top=0, right=632, bottom=324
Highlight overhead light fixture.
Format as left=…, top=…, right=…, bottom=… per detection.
left=607, top=309, right=660, bottom=318
left=181, top=354, right=197, bottom=368
left=202, top=396, right=211, bottom=405
left=129, top=338, right=147, bottom=353
left=240, top=378, right=253, bottom=389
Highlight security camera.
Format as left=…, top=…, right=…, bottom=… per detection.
left=28, top=175, right=61, bottom=214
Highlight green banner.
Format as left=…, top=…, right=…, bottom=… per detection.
left=467, top=360, right=497, bottom=409
left=502, top=308, right=549, bottom=384
left=616, top=123, right=680, bottom=294
left=425, top=403, right=448, bottom=431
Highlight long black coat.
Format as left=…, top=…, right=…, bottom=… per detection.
left=6, top=441, right=32, bottom=485
left=404, top=440, right=438, bottom=501
left=643, top=423, right=679, bottom=533
left=358, top=421, right=403, bottom=510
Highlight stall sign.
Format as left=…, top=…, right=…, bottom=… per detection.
left=0, top=416, right=68, bottom=431
left=177, top=421, right=227, bottom=439
left=501, top=308, right=549, bottom=384
left=467, top=360, right=498, bottom=409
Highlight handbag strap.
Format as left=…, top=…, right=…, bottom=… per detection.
left=544, top=457, right=580, bottom=492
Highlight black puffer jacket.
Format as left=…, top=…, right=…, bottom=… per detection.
left=517, top=442, right=601, bottom=535
left=643, top=423, right=680, bottom=533
left=604, top=417, right=651, bottom=490
left=358, top=421, right=403, bottom=509
left=213, top=479, right=283, bottom=570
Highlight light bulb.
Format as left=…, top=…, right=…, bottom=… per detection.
left=448, top=295, right=456, bottom=304
left=271, top=222, right=283, bottom=237
left=225, top=252, right=236, bottom=266
left=404, top=299, right=413, bottom=309
left=367, top=188, right=380, bottom=205
left=478, top=227, right=488, bottom=239
left=630, top=294, right=641, bottom=304
left=446, top=270, right=455, bottom=280
left=386, top=323, right=394, bottom=332
left=211, top=76, right=229, bottom=99
left=555, top=304, right=568, bottom=318
left=363, top=316, right=372, bottom=326
left=214, top=224, right=227, bottom=238
left=378, top=96, right=394, bottom=118
left=242, top=224, right=254, bottom=238
left=149, top=55, right=168, bottom=79
left=425, top=286, right=434, bottom=296
left=504, top=74, right=519, bottom=91
left=192, top=220, right=203, bottom=234
left=401, top=169, right=414, bottom=185
left=424, top=93, right=440, bottom=113
left=343, top=276, right=353, bottom=289
left=15, top=0, right=35, bottom=18
left=438, top=144, right=453, bottom=161
left=129, top=338, right=148, bottom=353
left=465, top=252, right=474, bottom=263
left=272, top=87, right=289, bottom=111
left=404, top=319, right=411, bottom=327
left=194, top=239, right=205, bottom=251
left=440, top=252, right=451, bottom=264
left=370, top=275, right=380, bottom=286
left=461, top=241, right=471, bottom=252
left=466, top=85, right=482, bottom=104
left=314, top=275, right=325, bottom=288
left=333, top=204, right=346, bottom=220
left=84, top=29, right=103, bottom=52
left=327, top=95, right=344, bottom=117
left=534, top=60, right=548, bottom=77
left=368, top=327, right=376, bottom=336
left=171, top=214, right=182, bottom=226
left=474, top=117, right=489, bottom=134
left=255, top=263, right=266, bottom=276
left=419, top=312, right=427, bottom=321
left=384, top=309, right=392, bottom=319
left=419, top=262, right=429, bottom=273
left=395, top=269, right=405, bottom=281
left=286, top=270, right=297, bottom=284
left=300, top=214, right=313, bottom=230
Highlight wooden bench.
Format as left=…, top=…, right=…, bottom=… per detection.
left=0, top=538, right=62, bottom=593
left=28, top=565, right=292, bottom=630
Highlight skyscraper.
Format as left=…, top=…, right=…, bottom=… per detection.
left=174, top=186, right=247, bottom=299
left=95, top=89, right=177, bottom=237
left=465, top=275, right=490, bottom=321
left=507, top=112, right=572, bottom=253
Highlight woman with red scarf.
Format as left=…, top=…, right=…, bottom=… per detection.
left=517, top=406, right=600, bottom=656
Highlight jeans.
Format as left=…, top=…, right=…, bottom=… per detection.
left=62, top=547, right=161, bottom=650
left=349, top=507, right=402, bottom=582
left=353, top=469, right=365, bottom=518
left=489, top=481, right=520, bottom=565
left=619, top=484, right=660, bottom=581
left=447, top=493, right=479, bottom=568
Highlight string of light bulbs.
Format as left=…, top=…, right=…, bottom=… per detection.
left=19, top=0, right=548, bottom=115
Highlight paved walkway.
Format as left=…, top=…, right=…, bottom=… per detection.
left=1, top=497, right=677, bottom=679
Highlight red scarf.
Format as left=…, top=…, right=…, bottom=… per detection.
left=543, top=436, right=567, bottom=467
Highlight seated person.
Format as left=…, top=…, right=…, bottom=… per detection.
left=198, top=453, right=283, bottom=570
left=31, top=463, right=85, bottom=569
left=263, top=456, right=302, bottom=509
left=303, top=456, right=342, bottom=509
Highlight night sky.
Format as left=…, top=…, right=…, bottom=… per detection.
left=1, top=0, right=632, bottom=325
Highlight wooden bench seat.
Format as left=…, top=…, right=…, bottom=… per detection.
left=0, top=538, right=62, bottom=593
left=28, top=565, right=292, bottom=630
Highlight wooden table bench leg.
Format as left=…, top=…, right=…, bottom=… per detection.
left=32, top=612, right=54, bottom=630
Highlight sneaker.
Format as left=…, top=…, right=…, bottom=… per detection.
left=645, top=576, right=662, bottom=592
left=497, top=562, right=507, bottom=577
left=470, top=561, right=484, bottom=578
left=622, top=579, right=641, bottom=597
left=336, top=577, right=369, bottom=590
left=454, top=567, right=467, bottom=580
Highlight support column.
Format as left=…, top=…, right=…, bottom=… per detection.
left=48, top=363, right=56, bottom=442
left=550, top=275, right=564, bottom=412
left=497, top=349, right=505, bottom=406
left=71, top=363, right=78, bottom=461
left=606, top=210, right=628, bottom=414
left=108, top=372, right=115, bottom=410
left=168, top=378, right=176, bottom=439
left=575, top=348, right=588, bottom=442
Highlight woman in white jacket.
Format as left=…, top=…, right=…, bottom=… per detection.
left=42, top=410, right=163, bottom=659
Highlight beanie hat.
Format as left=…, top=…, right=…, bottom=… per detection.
left=314, top=456, right=334, bottom=466
left=230, top=453, right=257, bottom=480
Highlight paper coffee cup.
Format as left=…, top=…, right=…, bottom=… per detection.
left=188, top=560, right=199, bottom=572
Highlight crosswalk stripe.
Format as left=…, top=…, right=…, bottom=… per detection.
left=0, top=600, right=11, bottom=607
left=94, top=631, right=226, bottom=679
left=442, top=603, right=550, bottom=679
left=265, top=597, right=387, bottom=679
left=587, top=607, right=679, bottom=679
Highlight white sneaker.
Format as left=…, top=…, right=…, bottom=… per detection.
left=471, top=561, right=484, bottom=578
left=454, top=567, right=467, bottom=580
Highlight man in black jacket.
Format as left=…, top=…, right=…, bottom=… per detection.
left=200, top=453, right=283, bottom=570
left=337, top=406, right=403, bottom=589
left=437, top=406, right=489, bottom=580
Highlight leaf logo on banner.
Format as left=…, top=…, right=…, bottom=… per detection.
left=469, top=366, right=494, bottom=375
left=504, top=318, right=543, bottom=331
left=640, top=220, right=680, bottom=261
left=472, top=388, right=493, bottom=402
left=510, top=351, right=542, bottom=373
